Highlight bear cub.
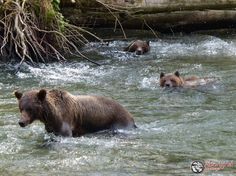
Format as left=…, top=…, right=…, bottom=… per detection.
left=15, top=89, right=136, bottom=137
left=124, top=40, right=150, bottom=55
left=160, top=71, right=209, bottom=88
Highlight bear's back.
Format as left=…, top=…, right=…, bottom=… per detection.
left=74, top=95, right=135, bottom=131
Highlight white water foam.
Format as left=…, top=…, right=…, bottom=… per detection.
left=16, top=62, right=116, bottom=87
left=139, top=76, right=159, bottom=90
left=127, top=36, right=236, bottom=57
left=86, top=36, right=236, bottom=64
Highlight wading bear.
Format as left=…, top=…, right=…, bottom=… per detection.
left=160, top=71, right=209, bottom=88
left=124, top=40, right=150, bottom=55
left=14, top=89, right=136, bottom=137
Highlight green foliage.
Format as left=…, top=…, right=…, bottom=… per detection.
left=52, top=0, right=60, bottom=11
left=45, top=9, right=56, bottom=24
left=57, top=12, right=67, bottom=32
left=42, top=0, right=66, bottom=31
left=51, top=0, right=67, bottom=32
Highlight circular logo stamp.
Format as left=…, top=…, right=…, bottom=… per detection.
left=191, top=161, right=204, bottom=173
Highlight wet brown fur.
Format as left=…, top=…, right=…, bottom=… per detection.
left=160, top=71, right=203, bottom=87
left=124, top=40, right=150, bottom=55
left=15, top=89, right=136, bottom=137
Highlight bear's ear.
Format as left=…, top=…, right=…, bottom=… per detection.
left=37, top=89, right=47, bottom=101
left=160, top=72, right=165, bottom=78
left=146, top=41, right=150, bottom=46
left=174, top=71, right=180, bottom=77
left=14, top=91, right=22, bottom=100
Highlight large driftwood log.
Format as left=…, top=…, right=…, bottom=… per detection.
left=61, top=0, right=236, bottom=33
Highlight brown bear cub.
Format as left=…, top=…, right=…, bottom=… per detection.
left=14, top=89, right=136, bottom=137
left=160, top=71, right=208, bottom=88
left=124, top=40, right=150, bottom=55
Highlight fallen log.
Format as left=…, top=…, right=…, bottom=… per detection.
left=61, top=0, right=236, bottom=33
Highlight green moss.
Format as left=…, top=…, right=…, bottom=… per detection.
left=45, top=9, right=56, bottom=23
left=52, top=0, right=60, bottom=11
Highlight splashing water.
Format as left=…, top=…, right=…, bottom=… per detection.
left=0, top=34, right=235, bottom=175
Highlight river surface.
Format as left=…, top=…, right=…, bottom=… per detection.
left=0, top=34, right=235, bottom=175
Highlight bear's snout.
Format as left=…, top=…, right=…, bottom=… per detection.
left=164, top=80, right=173, bottom=87
left=18, top=120, right=27, bottom=127
left=18, top=111, right=31, bottom=127
left=136, top=48, right=143, bottom=55
left=18, top=117, right=30, bottom=127
left=165, top=83, right=170, bottom=87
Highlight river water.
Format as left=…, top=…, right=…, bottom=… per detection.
left=0, top=34, right=235, bottom=175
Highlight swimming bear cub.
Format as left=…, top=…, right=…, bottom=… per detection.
left=159, top=71, right=210, bottom=88
left=124, top=40, right=150, bottom=55
left=14, top=89, right=136, bottom=137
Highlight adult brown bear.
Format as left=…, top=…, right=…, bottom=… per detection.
left=14, top=89, right=136, bottom=137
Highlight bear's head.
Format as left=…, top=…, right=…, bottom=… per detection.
left=159, top=71, right=184, bottom=87
left=14, top=89, right=47, bottom=127
left=125, top=40, right=150, bottom=55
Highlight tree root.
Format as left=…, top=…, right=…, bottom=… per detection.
left=0, top=0, right=101, bottom=71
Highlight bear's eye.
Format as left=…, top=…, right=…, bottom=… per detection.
left=25, top=107, right=33, bottom=113
left=170, top=79, right=176, bottom=83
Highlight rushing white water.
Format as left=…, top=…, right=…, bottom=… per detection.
left=0, top=34, right=235, bottom=175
